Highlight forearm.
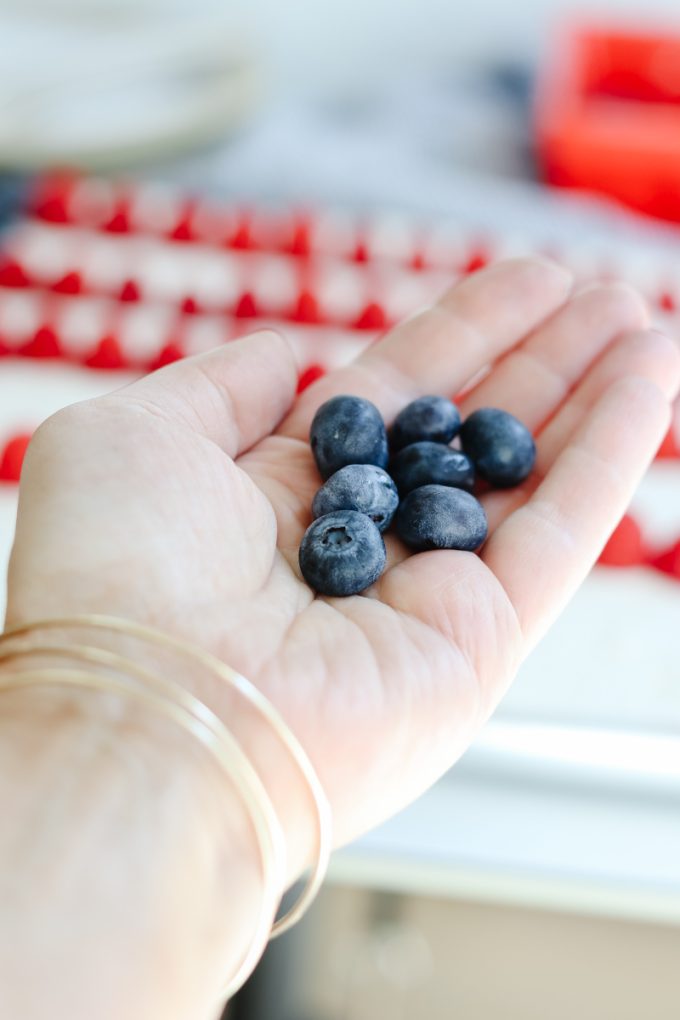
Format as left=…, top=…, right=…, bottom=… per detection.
left=0, top=660, right=268, bottom=1020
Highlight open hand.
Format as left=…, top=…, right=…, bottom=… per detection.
left=7, top=257, right=679, bottom=868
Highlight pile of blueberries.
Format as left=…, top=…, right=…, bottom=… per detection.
left=299, top=395, right=535, bottom=596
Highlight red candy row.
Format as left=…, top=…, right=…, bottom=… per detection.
left=27, top=173, right=482, bottom=273
left=0, top=257, right=394, bottom=334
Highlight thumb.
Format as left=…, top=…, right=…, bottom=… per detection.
left=121, top=330, right=300, bottom=458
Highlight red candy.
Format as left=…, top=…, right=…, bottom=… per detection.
left=292, top=290, right=322, bottom=324
left=104, top=209, right=130, bottom=233
left=650, top=540, right=680, bottom=579
left=353, top=302, right=387, bottom=331
left=170, top=217, right=194, bottom=242
left=21, top=325, right=61, bottom=358
left=33, top=194, right=70, bottom=224
left=148, top=341, right=184, bottom=370
left=180, top=296, right=200, bottom=315
left=655, top=425, right=680, bottom=460
left=598, top=514, right=645, bottom=567
left=52, top=271, right=82, bottom=295
left=30, top=173, right=75, bottom=223
left=85, top=335, right=126, bottom=370
left=234, top=291, right=258, bottom=318
left=0, top=434, right=32, bottom=482
left=0, top=261, right=30, bottom=288
left=297, top=364, right=325, bottom=393
left=230, top=218, right=254, bottom=250
left=462, top=249, right=489, bottom=274
left=286, top=222, right=311, bottom=257
left=119, top=279, right=141, bottom=303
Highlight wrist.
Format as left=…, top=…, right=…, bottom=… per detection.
left=0, top=651, right=272, bottom=1020
left=1, top=614, right=322, bottom=884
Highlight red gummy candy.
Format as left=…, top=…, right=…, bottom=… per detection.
left=230, top=221, right=254, bottom=250
left=148, top=341, right=184, bottom=370
left=655, top=426, right=680, bottom=460
left=52, top=270, right=82, bottom=295
left=463, top=249, right=489, bottom=274
left=170, top=218, right=194, bottom=242
left=292, top=290, right=322, bottom=324
left=297, top=363, right=325, bottom=393
left=85, top=335, right=126, bottom=370
left=649, top=540, right=680, bottom=579
left=234, top=292, right=258, bottom=318
left=34, top=194, right=70, bottom=223
left=353, top=302, right=387, bottom=331
left=30, top=172, right=76, bottom=222
left=598, top=514, right=645, bottom=567
left=353, top=241, right=369, bottom=263
left=119, top=279, right=141, bottom=303
left=104, top=209, right=130, bottom=233
left=0, top=261, right=30, bottom=288
left=287, top=222, right=311, bottom=257
left=180, top=296, right=200, bottom=315
left=659, top=291, right=676, bottom=312
left=0, top=434, right=32, bottom=482
left=21, top=325, right=61, bottom=358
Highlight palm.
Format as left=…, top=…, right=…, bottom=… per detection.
left=6, top=258, right=677, bottom=856
left=236, top=429, right=506, bottom=844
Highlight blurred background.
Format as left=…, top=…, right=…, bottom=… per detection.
left=1, top=1, right=680, bottom=1018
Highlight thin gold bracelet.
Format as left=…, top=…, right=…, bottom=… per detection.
left=0, top=614, right=333, bottom=996
left=0, top=660, right=285, bottom=1001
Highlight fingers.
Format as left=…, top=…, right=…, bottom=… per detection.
left=535, top=328, right=680, bottom=471
left=483, top=370, right=680, bottom=649
left=278, top=258, right=573, bottom=441
left=480, top=328, right=680, bottom=532
left=119, top=330, right=299, bottom=457
left=459, top=283, right=649, bottom=427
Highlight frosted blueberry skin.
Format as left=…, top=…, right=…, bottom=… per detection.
left=390, top=395, right=461, bottom=451
left=395, top=484, right=488, bottom=552
left=390, top=441, right=475, bottom=496
left=312, top=464, right=399, bottom=533
left=299, top=510, right=387, bottom=596
left=310, top=395, right=389, bottom=480
left=460, top=407, right=536, bottom=488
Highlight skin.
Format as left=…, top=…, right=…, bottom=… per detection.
left=1, top=257, right=678, bottom=1019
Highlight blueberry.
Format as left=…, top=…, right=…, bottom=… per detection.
left=299, top=510, right=386, bottom=596
left=312, top=464, right=399, bottom=532
left=395, top=484, right=488, bottom=552
left=390, top=441, right=475, bottom=496
left=390, top=395, right=461, bottom=451
left=460, top=408, right=536, bottom=488
left=310, top=395, right=388, bottom=480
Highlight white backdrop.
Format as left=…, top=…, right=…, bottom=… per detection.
left=244, top=0, right=680, bottom=96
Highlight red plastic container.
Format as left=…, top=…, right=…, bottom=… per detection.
left=536, top=24, right=680, bottom=221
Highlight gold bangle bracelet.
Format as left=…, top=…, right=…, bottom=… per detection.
left=0, top=614, right=332, bottom=938
left=0, top=660, right=286, bottom=1002
left=0, top=613, right=333, bottom=996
